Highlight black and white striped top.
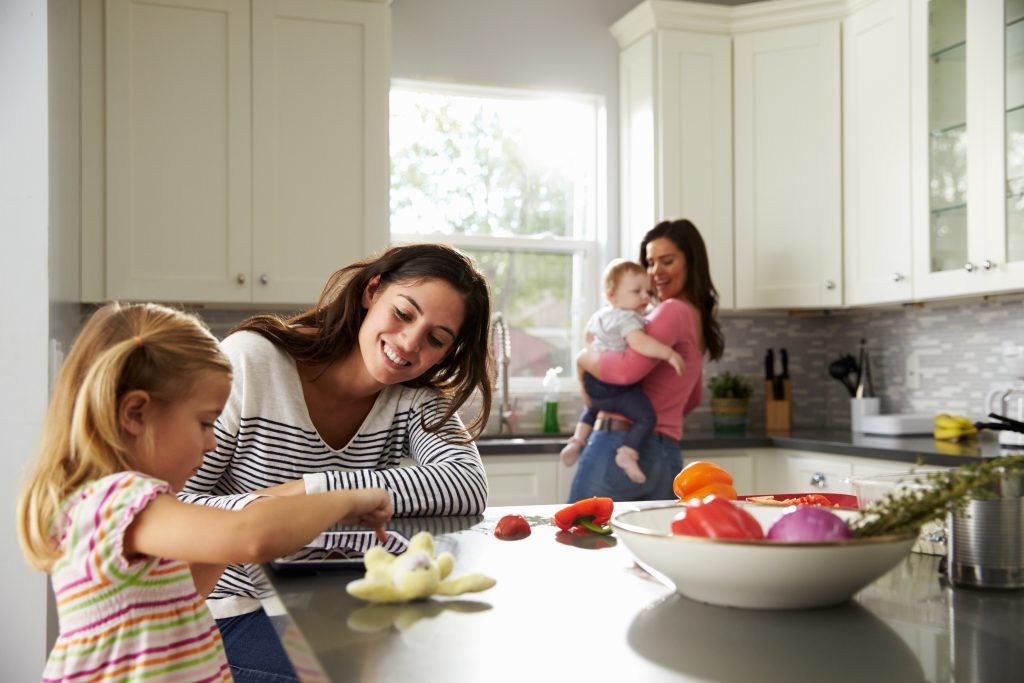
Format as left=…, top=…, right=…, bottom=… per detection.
left=179, top=331, right=488, bottom=618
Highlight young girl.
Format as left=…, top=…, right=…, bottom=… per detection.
left=17, top=302, right=393, bottom=682
left=179, top=243, right=494, bottom=680
left=559, top=259, right=684, bottom=484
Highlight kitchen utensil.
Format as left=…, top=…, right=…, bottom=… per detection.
left=855, top=348, right=875, bottom=398
left=778, top=348, right=789, bottom=399
left=829, top=357, right=856, bottom=396
left=765, top=349, right=775, bottom=386
left=948, top=468, right=1024, bottom=589
left=612, top=503, right=916, bottom=609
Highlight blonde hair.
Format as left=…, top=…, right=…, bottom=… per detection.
left=17, top=302, right=232, bottom=571
left=602, top=258, right=646, bottom=298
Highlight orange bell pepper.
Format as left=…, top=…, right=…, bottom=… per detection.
left=553, top=497, right=614, bottom=535
left=673, top=461, right=737, bottom=502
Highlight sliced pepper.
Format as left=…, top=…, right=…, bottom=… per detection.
left=671, top=495, right=764, bottom=540
left=553, top=497, right=614, bottom=535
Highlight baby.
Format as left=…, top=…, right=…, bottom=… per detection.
left=560, top=259, right=684, bottom=483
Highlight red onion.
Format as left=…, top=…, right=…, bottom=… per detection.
left=766, top=506, right=853, bottom=542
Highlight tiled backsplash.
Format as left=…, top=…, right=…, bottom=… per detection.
left=188, top=294, right=1024, bottom=437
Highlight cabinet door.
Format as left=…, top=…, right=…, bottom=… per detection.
left=105, top=0, right=252, bottom=302
left=843, top=0, right=915, bottom=305
left=734, top=22, right=842, bottom=309
left=482, top=455, right=559, bottom=506
left=252, top=0, right=389, bottom=304
left=693, top=451, right=756, bottom=496
left=782, top=455, right=853, bottom=494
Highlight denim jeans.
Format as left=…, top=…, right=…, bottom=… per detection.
left=567, top=428, right=681, bottom=502
left=216, top=609, right=299, bottom=683
left=579, top=373, right=656, bottom=452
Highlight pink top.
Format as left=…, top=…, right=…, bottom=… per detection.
left=598, top=298, right=703, bottom=441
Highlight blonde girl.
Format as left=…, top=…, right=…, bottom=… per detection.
left=17, top=302, right=392, bottom=682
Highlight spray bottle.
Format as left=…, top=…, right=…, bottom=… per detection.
left=541, top=366, right=563, bottom=433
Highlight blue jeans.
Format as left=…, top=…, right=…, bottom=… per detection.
left=579, top=373, right=656, bottom=452
left=217, top=609, right=299, bottom=682
left=567, top=428, right=681, bottom=502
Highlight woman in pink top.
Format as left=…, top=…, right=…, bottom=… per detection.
left=568, top=219, right=725, bottom=501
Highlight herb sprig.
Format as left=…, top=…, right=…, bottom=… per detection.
left=850, top=455, right=1024, bottom=538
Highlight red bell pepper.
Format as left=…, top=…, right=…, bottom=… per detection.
left=671, top=495, right=765, bottom=540
left=553, top=497, right=614, bottom=535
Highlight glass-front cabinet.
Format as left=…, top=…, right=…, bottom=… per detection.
left=914, top=0, right=1024, bottom=298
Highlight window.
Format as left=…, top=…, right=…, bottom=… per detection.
left=390, top=80, right=606, bottom=388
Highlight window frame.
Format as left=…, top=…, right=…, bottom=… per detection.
left=389, top=79, right=609, bottom=393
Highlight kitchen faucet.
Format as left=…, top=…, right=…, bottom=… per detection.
left=490, top=312, right=514, bottom=434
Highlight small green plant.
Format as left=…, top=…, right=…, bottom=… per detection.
left=707, top=372, right=753, bottom=400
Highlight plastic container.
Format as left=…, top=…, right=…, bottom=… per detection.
left=849, top=470, right=948, bottom=555
left=541, top=367, right=562, bottom=434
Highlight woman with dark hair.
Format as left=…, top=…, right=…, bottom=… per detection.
left=180, top=243, right=493, bottom=681
left=568, top=219, right=724, bottom=502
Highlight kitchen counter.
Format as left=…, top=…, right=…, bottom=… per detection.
left=476, top=430, right=1017, bottom=467
left=260, top=504, right=1023, bottom=683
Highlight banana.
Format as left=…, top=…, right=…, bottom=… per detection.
left=934, top=413, right=975, bottom=430
left=933, top=426, right=966, bottom=441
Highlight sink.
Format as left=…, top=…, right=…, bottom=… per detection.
left=475, top=433, right=568, bottom=454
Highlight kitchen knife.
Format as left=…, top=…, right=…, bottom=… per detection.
left=778, top=348, right=789, bottom=400
left=765, top=349, right=774, bottom=383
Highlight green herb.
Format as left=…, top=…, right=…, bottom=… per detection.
left=707, top=372, right=753, bottom=400
left=851, top=455, right=1024, bottom=538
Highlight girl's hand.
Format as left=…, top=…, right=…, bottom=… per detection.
left=340, top=488, right=394, bottom=541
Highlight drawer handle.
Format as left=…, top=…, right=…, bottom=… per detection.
left=810, top=471, right=827, bottom=489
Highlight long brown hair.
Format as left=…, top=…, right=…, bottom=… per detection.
left=17, top=303, right=231, bottom=570
left=231, top=243, right=494, bottom=440
left=640, top=219, right=724, bottom=361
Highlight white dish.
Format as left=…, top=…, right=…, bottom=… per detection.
left=612, top=504, right=916, bottom=610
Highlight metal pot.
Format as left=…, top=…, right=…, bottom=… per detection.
left=948, top=469, right=1024, bottom=590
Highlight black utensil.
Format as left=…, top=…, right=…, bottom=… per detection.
left=829, top=357, right=856, bottom=396
left=765, top=349, right=775, bottom=382
left=988, top=412, right=1024, bottom=433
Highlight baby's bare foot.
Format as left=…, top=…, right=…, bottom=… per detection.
left=615, top=446, right=646, bottom=484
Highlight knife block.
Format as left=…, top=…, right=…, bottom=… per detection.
left=764, top=379, right=792, bottom=433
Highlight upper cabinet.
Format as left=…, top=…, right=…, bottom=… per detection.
left=843, top=0, right=915, bottom=305
left=733, top=15, right=842, bottom=309
left=912, top=0, right=1024, bottom=299
left=612, top=2, right=735, bottom=309
left=81, top=0, right=390, bottom=304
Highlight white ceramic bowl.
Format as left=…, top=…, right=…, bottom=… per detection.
left=612, top=503, right=916, bottom=610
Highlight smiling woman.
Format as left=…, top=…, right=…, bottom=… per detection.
left=178, top=243, right=495, bottom=681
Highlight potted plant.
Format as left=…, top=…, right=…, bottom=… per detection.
left=707, top=372, right=753, bottom=434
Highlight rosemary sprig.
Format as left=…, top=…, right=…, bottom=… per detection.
left=850, top=455, right=1024, bottom=538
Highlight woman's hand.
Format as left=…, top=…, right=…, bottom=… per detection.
left=575, top=347, right=600, bottom=407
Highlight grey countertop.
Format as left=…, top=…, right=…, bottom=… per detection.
left=475, top=429, right=1018, bottom=467
left=261, top=504, right=1023, bottom=683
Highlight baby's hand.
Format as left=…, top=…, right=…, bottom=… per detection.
left=666, top=351, right=685, bottom=376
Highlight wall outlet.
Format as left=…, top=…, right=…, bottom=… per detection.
left=905, top=351, right=921, bottom=390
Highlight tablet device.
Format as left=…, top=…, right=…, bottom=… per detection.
left=269, top=529, right=409, bottom=574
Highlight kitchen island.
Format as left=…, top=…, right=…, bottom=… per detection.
left=260, top=504, right=1022, bottom=683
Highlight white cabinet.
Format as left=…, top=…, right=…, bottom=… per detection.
left=690, top=449, right=757, bottom=496
left=481, top=455, right=562, bottom=506
left=612, top=2, right=735, bottom=308
left=734, top=18, right=843, bottom=309
left=911, top=0, right=1024, bottom=299
left=843, top=0, right=915, bottom=305
left=81, top=0, right=389, bottom=305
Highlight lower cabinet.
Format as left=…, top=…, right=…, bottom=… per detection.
left=481, top=455, right=568, bottom=507
left=689, top=450, right=757, bottom=496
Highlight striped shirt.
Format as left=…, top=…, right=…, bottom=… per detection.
left=44, top=472, right=231, bottom=683
left=179, top=331, right=488, bottom=618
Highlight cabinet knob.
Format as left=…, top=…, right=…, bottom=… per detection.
left=810, top=471, right=827, bottom=489
left=260, top=274, right=269, bottom=285
left=964, top=262, right=976, bottom=273
left=236, top=273, right=246, bottom=284
left=982, top=259, right=996, bottom=270
left=825, top=280, right=836, bottom=290
left=892, top=272, right=905, bottom=283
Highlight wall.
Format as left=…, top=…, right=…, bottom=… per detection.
left=0, top=0, right=51, bottom=675
left=391, top=0, right=644, bottom=259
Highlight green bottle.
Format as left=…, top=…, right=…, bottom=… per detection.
left=541, top=367, right=562, bottom=433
